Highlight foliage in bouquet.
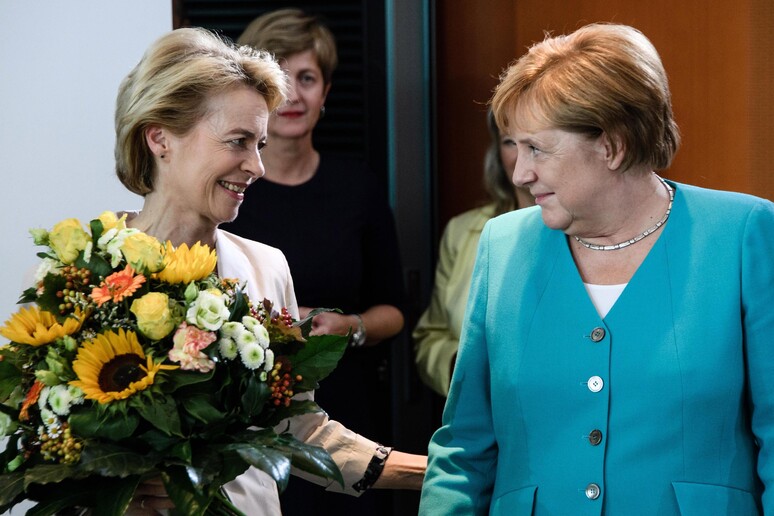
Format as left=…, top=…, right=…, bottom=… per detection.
left=0, top=212, right=348, bottom=515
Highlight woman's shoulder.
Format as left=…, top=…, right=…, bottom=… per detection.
left=446, top=204, right=497, bottom=234
left=216, top=228, right=288, bottom=264
left=675, top=181, right=772, bottom=210
left=674, top=181, right=774, bottom=228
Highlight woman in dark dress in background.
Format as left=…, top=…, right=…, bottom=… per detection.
left=221, top=9, right=405, bottom=515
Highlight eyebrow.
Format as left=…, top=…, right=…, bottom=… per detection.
left=228, top=129, right=260, bottom=139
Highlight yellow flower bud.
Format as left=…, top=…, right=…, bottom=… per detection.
left=130, top=292, right=177, bottom=340
left=121, top=232, right=165, bottom=274
left=48, top=219, right=90, bottom=265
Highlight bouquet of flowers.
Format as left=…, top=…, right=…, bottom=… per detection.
left=0, top=212, right=348, bottom=515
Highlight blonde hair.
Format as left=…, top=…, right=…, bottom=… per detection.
left=238, top=8, right=338, bottom=85
left=491, top=23, right=680, bottom=172
left=115, top=27, right=288, bottom=195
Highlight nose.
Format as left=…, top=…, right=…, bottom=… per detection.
left=512, top=155, right=536, bottom=187
left=243, top=146, right=265, bottom=179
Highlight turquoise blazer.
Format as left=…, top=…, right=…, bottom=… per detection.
left=419, top=182, right=774, bottom=515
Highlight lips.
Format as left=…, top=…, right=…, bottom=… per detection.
left=532, top=192, right=553, bottom=205
left=277, top=111, right=304, bottom=118
left=218, top=180, right=247, bottom=194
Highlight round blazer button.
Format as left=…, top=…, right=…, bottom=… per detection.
left=588, top=429, right=603, bottom=445
left=587, top=376, right=604, bottom=393
left=585, top=483, right=601, bottom=500
left=590, top=327, right=606, bottom=342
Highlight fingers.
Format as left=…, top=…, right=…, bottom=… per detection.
left=126, top=495, right=175, bottom=515
left=134, top=481, right=167, bottom=497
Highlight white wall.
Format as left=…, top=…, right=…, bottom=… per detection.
left=0, top=1, right=171, bottom=512
left=0, top=0, right=171, bottom=336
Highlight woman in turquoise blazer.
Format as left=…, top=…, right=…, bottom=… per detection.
left=419, top=23, right=774, bottom=515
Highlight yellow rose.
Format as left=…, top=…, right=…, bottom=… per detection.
left=122, top=232, right=165, bottom=274
left=130, top=292, right=177, bottom=341
left=97, top=211, right=127, bottom=233
left=48, top=218, right=90, bottom=264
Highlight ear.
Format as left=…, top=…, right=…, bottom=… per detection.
left=600, top=132, right=625, bottom=171
left=145, top=125, right=168, bottom=158
left=322, top=82, right=332, bottom=103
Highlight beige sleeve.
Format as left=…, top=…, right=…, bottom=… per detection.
left=279, top=391, right=379, bottom=495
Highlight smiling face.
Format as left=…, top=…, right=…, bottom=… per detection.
left=509, top=104, right=619, bottom=236
left=152, top=85, right=270, bottom=227
left=270, top=49, right=329, bottom=140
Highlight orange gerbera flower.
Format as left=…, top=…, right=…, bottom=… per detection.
left=19, top=380, right=45, bottom=421
left=91, top=265, right=146, bottom=306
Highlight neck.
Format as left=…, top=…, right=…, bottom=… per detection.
left=573, top=172, right=672, bottom=251
left=263, top=135, right=319, bottom=186
left=128, top=195, right=217, bottom=248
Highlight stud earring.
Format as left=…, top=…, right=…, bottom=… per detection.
left=320, top=105, right=326, bottom=118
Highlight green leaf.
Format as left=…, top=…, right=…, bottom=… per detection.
left=188, top=445, right=250, bottom=490
left=260, top=399, right=323, bottom=428
left=78, top=250, right=113, bottom=280
left=89, top=218, right=105, bottom=245
left=274, top=434, right=343, bottom=488
left=25, top=475, right=136, bottom=516
left=139, top=428, right=186, bottom=455
left=69, top=407, right=139, bottom=440
left=290, top=334, right=348, bottom=391
left=0, top=359, right=21, bottom=403
left=23, top=464, right=85, bottom=486
left=162, top=466, right=212, bottom=516
left=26, top=492, right=87, bottom=516
left=0, top=471, right=25, bottom=506
left=35, top=273, right=66, bottom=316
left=295, top=307, right=341, bottom=338
left=182, top=395, right=226, bottom=424
left=167, top=440, right=193, bottom=463
left=77, top=441, right=159, bottom=477
left=0, top=434, right=22, bottom=473
left=135, top=394, right=183, bottom=436
left=91, top=474, right=141, bottom=515
left=228, top=287, right=250, bottom=322
left=231, top=444, right=292, bottom=493
left=167, top=369, right=215, bottom=392
left=18, top=286, right=38, bottom=304
left=240, top=375, right=269, bottom=418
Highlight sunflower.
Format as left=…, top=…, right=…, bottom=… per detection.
left=0, top=306, right=85, bottom=346
left=156, top=241, right=217, bottom=284
left=69, top=328, right=177, bottom=404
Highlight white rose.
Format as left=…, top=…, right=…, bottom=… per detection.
left=186, top=290, right=230, bottom=331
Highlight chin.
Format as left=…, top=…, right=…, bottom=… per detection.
left=540, top=212, right=571, bottom=232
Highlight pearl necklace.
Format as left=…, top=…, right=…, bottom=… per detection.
left=573, top=176, right=674, bottom=251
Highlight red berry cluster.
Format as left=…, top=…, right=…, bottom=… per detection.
left=269, top=358, right=303, bottom=407
left=270, top=307, right=294, bottom=328
left=55, top=266, right=91, bottom=314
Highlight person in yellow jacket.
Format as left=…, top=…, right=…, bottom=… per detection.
left=413, top=110, right=534, bottom=396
